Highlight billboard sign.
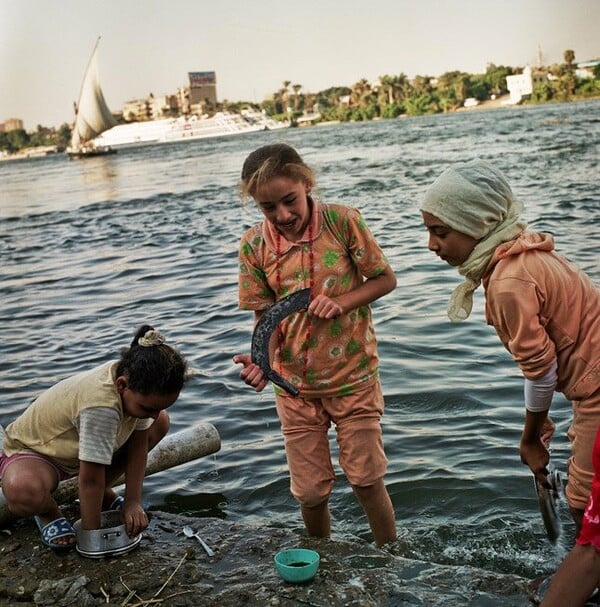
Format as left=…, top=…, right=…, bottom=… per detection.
left=189, top=72, right=216, bottom=87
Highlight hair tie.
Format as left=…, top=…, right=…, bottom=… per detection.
left=138, top=330, right=165, bottom=347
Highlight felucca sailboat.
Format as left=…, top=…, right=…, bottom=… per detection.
left=67, top=37, right=117, bottom=159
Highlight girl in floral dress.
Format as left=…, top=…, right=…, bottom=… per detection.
left=233, top=143, right=397, bottom=546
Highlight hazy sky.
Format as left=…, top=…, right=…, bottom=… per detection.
left=1, top=0, right=598, bottom=129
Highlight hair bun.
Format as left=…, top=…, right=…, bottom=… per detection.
left=138, top=330, right=165, bottom=347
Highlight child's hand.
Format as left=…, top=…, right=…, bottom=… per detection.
left=308, top=294, right=343, bottom=319
left=520, top=436, right=550, bottom=487
left=122, top=501, right=148, bottom=538
left=233, top=354, right=268, bottom=392
left=540, top=416, right=556, bottom=448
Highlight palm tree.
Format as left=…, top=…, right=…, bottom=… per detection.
left=292, top=84, right=302, bottom=111
left=395, top=73, right=411, bottom=102
left=563, top=49, right=575, bottom=70
left=275, top=87, right=290, bottom=114
left=378, top=75, right=395, bottom=106
left=304, top=92, right=315, bottom=113
left=562, top=50, right=576, bottom=97
left=350, top=78, right=373, bottom=109
left=412, top=75, right=434, bottom=96
left=282, top=81, right=291, bottom=113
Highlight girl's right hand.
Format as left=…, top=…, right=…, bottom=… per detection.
left=520, top=437, right=550, bottom=487
left=233, top=354, right=268, bottom=392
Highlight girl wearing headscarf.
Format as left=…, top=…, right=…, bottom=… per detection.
left=420, top=159, right=600, bottom=542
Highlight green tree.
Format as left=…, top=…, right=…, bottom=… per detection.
left=314, top=86, right=351, bottom=111
left=577, top=78, right=600, bottom=96
left=29, top=124, right=53, bottom=147
left=303, top=92, right=315, bottom=113
left=377, top=73, right=411, bottom=114
left=563, top=49, right=575, bottom=70
left=404, top=93, right=438, bottom=116
left=0, top=132, right=10, bottom=152
left=562, top=49, right=576, bottom=97
left=349, top=78, right=376, bottom=109
left=468, top=75, right=490, bottom=100
left=380, top=103, right=404, bottom=118
left=484, top=64, right=513, bottom=95
left=7, top=129, right=30, bottom=151
left=281, top=80, right=291, bottom=114
left=411, top=75, right=434, bottom=96
left=378, top=75, right=395, bottom=106
left=436, top=71, right=471, bottom=108
left=531, top=82, right=554, bottom=103
left=57, top=123, right=72, bottom=148
left=292, top=84, right=302, bottom=111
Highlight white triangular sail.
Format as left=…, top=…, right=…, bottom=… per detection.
left=70, top=38, right=116, bottom=150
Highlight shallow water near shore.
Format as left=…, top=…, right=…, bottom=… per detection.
left=1, top=100, right=599, bottom=602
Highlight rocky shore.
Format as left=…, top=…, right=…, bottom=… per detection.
left=0, top=501, right=543, bottom=607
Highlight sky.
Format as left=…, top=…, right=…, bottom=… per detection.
left=1, top=0, right=598, bottom=130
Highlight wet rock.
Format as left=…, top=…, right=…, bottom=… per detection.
left=0, top=509, right=536, bottom=606
left=33, top=576, right=93, bottom=606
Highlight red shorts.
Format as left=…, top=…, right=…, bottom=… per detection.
left=0, top=451, right=74, bottom=483
left=576, top=427, right=600, bottom=552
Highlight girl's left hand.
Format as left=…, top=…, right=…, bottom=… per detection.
left=233, top=354, right=269, bottom=392
left=122, top=501, right=148, bottom=537
left=309, top=294, right=343, bottom=319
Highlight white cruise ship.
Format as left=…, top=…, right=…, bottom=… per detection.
left=93, top=111, right=288, bottom=149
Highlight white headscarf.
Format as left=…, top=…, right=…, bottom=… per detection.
left=421, top=160, right=527, bottom=322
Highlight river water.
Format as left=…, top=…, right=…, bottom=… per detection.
left=1, top=99, right=599, bottom=600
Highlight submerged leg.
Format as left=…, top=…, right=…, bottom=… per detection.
left=352, top=479, right=397, bottom=546
left=301, top=500, right=331, bottom=538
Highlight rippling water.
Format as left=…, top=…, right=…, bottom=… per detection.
left=1, top=100, right=599, bottom=591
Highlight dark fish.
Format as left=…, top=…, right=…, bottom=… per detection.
left=534, top=465, right=562, bottom=544
left=251, top=288, right=311, bottom=397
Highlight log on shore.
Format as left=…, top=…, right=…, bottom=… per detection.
left=0, top=422, right=220, bottom=525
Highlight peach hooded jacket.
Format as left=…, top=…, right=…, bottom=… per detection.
left=482, top=231, right=600, bottom=402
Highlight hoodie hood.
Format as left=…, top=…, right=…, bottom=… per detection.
left=487, top=231, right=555, bottom=274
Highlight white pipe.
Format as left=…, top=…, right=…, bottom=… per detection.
left=0, top=422, right=220, bottom=525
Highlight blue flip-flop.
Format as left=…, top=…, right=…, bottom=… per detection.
left=106, top=495, right=125, bottom=511
left=33, top=515, right=76, bottom=551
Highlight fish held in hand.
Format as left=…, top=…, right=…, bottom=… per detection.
left=251, top=288, right=311, bottom=397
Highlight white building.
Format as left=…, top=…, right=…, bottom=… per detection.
left=505, top=66, right=548, bottom=105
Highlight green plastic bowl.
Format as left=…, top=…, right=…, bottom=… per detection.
left=274, top=548, right=320, bottom=583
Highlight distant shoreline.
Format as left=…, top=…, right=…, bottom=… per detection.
left=2, top=96, right=598, bottom=163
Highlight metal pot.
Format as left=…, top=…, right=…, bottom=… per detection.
left=74, top=510, right=141, bottom=558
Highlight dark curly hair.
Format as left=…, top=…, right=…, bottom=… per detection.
left=115, top=325, right=188, bottom=395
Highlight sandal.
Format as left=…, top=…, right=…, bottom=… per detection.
left=106, top=495, right=125, bottom=511
left=34, top=515, right=76, bottom=551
